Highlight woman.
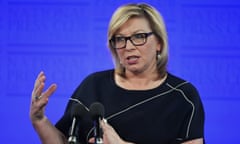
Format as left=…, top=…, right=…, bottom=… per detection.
left=30, top=3, right=204, bottom=144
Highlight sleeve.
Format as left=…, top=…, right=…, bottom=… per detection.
left=177, top=83, right=205, bottom=143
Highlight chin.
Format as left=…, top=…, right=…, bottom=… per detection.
left=127, top=68, right=142, bottom=74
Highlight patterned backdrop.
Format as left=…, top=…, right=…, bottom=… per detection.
left=0, top=0, right=239, bottom=143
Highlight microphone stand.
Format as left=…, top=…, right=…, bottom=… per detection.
left=93, top=117, right=103, bottom=144
left=68, top=118, right=81, bottom=144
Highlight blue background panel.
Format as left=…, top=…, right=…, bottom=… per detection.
left=0, top=0, right=240, bottom=143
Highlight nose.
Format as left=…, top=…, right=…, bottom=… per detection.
left=125, top=39, right=136, bottom=50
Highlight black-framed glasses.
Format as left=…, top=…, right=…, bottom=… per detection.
left=109, top=32, right=154, bottom=49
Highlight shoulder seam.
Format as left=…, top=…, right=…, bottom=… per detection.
left=166, top=82, right=195, bottom=139
left=69, top=98, right=90, bottom=111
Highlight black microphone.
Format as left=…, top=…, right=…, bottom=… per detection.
left=68, top=103, right=88, bottom=144
left=89, top=102, right=105, bottom=144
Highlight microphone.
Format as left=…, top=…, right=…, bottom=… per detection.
left=68, top=103, right=88, bottom=144
left=89, top=102, right=105, bottom=144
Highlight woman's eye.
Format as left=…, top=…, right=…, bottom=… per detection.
left=115, top=37, right=125, bottom=42
left=134, top=33, right=145, bottom=39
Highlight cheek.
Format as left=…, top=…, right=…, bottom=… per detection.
left=141, top=45, right=158, bottom=61
left=116, top=50, right=124, bottom=61
left=152, top=36, right=161, bottom=51
left=145, top=43, right=158, bottom=55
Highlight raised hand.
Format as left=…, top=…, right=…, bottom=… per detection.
left=29, top=71, right=57, bottom=123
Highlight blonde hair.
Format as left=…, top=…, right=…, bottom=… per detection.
left=107, top=3, right=168, bottom=77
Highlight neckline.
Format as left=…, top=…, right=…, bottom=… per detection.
left=110, top=70, right=169, bottom=93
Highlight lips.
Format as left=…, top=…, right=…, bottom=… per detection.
left=126, top=55, right=140, bottom=64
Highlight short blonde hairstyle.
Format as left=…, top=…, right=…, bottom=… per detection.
left=107, top=3, right=168, bottom=77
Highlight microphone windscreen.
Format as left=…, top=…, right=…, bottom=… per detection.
left=70, top=103, right=88, bottom=119
left=89, top=102, right=105, bottom=120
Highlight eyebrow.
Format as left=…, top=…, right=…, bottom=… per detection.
left=115, top=30, right=147, bottom=36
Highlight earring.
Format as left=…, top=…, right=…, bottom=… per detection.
left=157, top=53, right=161, bottom=61
left=157, top=51, right=161, bottom=61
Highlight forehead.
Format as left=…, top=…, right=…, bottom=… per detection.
left=116, top=17, right=151, bottom=35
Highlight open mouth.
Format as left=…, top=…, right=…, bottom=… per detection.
left=126, top=56, right=140, bottom=64
left=126, top=55, right=140, bottom=60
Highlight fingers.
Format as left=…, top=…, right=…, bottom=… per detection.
left=88, top=138, right=95, bottom=144
left=89, top=119, right=129, bottom=144
left=100, top=119, right=125, bottom=144
left=30, top=71, right=57, bottom=122
left=101, top=119, right=113, bottom=132
left=34, top=82, right=45, bottom=100
left=42, top=83, right=57, bottom=100
left=100, top=119, right=115, bottom=137
left=32, top=71, right=57, bottom=101
left=32, top=71, right=46, bottom=100
left=34, top=84, right=56, bottom=107
left=88, top=120, right=107, bottom=144
left=34, top=71, right=46, bottom=92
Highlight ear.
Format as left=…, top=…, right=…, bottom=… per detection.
left=156, top=42, right=161, bottom=52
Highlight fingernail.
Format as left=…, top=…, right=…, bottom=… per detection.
left=103, top=118, right=107, bottom=124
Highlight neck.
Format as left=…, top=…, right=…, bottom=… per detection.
left=125, top=70, right=159, bottom=83
left=115, top=70, right=167, bottom=90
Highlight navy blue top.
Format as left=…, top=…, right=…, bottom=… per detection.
left=56, top=69, right=205, bottom=144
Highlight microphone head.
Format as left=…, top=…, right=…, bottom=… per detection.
left=89, top=102, right=105, bottom=120
left=70, top=103, right=88, bottom=120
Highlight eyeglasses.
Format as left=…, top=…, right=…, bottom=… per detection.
left=109, top=32, right=154, bottom=49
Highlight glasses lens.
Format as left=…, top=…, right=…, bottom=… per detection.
left=111, top=37, right=125, bottom=49
left=110, top=32, right=153, bottom=49
left=131, top=33, right=147, bottom=45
